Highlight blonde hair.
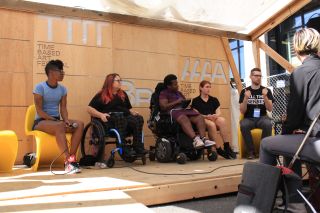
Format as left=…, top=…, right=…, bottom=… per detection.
left=293, top=28, right=320, bottom=55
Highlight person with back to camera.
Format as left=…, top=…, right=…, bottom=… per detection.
left=33, top=60, right=84, bottom=174
left=259, top=28, right=320, bottom=212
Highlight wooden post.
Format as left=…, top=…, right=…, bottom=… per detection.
left=252, top=39, right=261, bottom=69
left=258, top=39, right=295, bottom=73
left=221, top=37, right=242, bottom=93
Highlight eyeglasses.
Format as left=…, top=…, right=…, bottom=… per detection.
left=114, top=79, right=122, bottom=83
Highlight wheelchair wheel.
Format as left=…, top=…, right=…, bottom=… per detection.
left=176, top=153, right=187, bottom=164
left=81, top=120, right=106, bottom=161
left=106, top=157, right=115, bottom=168
left=207, top=150, right=218, bottom=161
left=155, top=138, right=172, bottom=163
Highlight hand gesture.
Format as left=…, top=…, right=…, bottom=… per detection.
left=262, top=88, right=268, bottom=97
left=244, top=90, right=251, bottom=99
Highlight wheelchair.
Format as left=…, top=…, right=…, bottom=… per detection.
left=147, top=83, right=218, bottom=164
left=81, top=115, right=146, bottom=168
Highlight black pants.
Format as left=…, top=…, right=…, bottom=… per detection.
left=240, top=116, right=273, bottom=153
left=260, top=134, right=320, bottom=203
left=106, top=114, right=144, bottom=149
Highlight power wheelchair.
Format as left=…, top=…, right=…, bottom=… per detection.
left=80, top=113, right=146, bottom=168
left=147, top=82, right=218, bottom=164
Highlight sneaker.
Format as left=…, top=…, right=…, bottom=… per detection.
left=193, top=136, right=204, bottom=149
left=65, top=161, right=81, bottom=174
left=217, top=147, right=231, bottom=159
left=201, top=137, right=215, bottom=147
left=224, top=143, right=237, bottom=159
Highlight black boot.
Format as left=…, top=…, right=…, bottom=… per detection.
left=217, top=147, right=231, bottom=159
left=133, top=144, right=148, bottom=156
left=224, top=142, right=237, bottom=159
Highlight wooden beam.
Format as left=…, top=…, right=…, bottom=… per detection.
left=250, top=0, right=311, bottom=40
left=221, top=37, right=243, bottom=93
left=252, top=39, right=261, bottom=69
left=0, top=0, right=250, bottom=41
left=258, top=39, right=295, bottom=73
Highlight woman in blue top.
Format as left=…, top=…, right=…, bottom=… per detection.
left=33, top=60, right=84, bottom=174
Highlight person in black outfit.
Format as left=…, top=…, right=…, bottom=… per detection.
left=259, top=28, right=320, bottom=212
left=87, top=73, right=146, bottom=155
left=239, top=67, right=274, bottom=159
left=192, top=80, right=237, bottom=159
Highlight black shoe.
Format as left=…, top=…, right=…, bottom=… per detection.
left=134, top=147, right=148, bottom=156
left=224, top=143, right=237, bottom=159
left=217, top=147, right=231, bottom=159
left=247, top=151, right=255, bottom=160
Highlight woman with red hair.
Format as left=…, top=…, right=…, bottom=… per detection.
left=87, top=73, right=146, bottom=155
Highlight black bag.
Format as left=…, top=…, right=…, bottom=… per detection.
left=235, top=162, right=282, bottom=213
left=23, top=152, right=36, bottom=167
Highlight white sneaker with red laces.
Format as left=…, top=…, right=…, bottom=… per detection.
left=65, top=155, right=81, bottom=174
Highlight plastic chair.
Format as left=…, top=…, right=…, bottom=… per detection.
left=0, top=130, right=18, bottom=172
left=237, top=114, right=275, bottom=158
left=25, top=105, right=71, bottom=171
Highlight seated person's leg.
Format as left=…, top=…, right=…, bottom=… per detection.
left=256, top=116, right=273, bottom=139
left=176, top=114, right=204, bottom=148
left=240, top=118, right=255, bottom=159
left=215, top=117, right=237, bottom=159
left=66, top=119, right=84, bottom=159
left=189, top=115, right=215, bottom=147
left=35, top=120, right=70, bottom=159
left=126, top=114, right=146, bottom=154
left=205, top=119, right=229, bottom=159
left=108, top=114, right=128, bottom=142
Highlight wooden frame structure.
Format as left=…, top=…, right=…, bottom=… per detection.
left=0, top=0, right=310, bottom=163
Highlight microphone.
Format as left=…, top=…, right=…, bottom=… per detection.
left=68, top=122, right=78, bottom=128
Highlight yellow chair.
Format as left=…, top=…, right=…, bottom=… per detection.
left=0, top=130, right=18, bottom=172
left=237, top=114, right=275, bottom=158
left=25, top=105, right=72, bottom=171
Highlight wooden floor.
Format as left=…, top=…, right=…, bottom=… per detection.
left=0, top=158, right=250, bottom=212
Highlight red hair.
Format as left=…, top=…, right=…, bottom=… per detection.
left=100, top=73, right=125, bottom=104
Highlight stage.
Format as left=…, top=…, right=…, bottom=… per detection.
left=0, top=158, right=249, bottom=212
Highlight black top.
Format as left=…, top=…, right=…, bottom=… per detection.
left=239, top=86, right=274, bottom=118
left=192, top=95, right=220, bottom=115
left=283, top=54, right=320, bottom=135
left=88, top=91, right=132, bottom=115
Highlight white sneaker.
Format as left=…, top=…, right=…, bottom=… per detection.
left=202, top=137, right=216, bottom=147
left=193, top=136, right=204, bottom=149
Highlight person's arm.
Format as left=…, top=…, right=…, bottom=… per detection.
left=283, top=72, right=304, bottom=134
left=240, top=89, right=250, bottom=114
left=60, top=95, right=70, bottom=125
left=87, top=106, right=110, bottom=122
left=262, top=88, right=273, bottom=112
left=34, top=94, right=57, bottom=121
left=215, top=107, right=222, bottom=117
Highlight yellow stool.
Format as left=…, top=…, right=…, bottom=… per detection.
left=25, top=105, right=72, bottom=171
left=0, top=130, right=18, bottom=172
left=237, top=114, right=275, bottom=158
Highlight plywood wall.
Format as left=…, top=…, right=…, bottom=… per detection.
left=0, top=9, right=231, bottom=164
